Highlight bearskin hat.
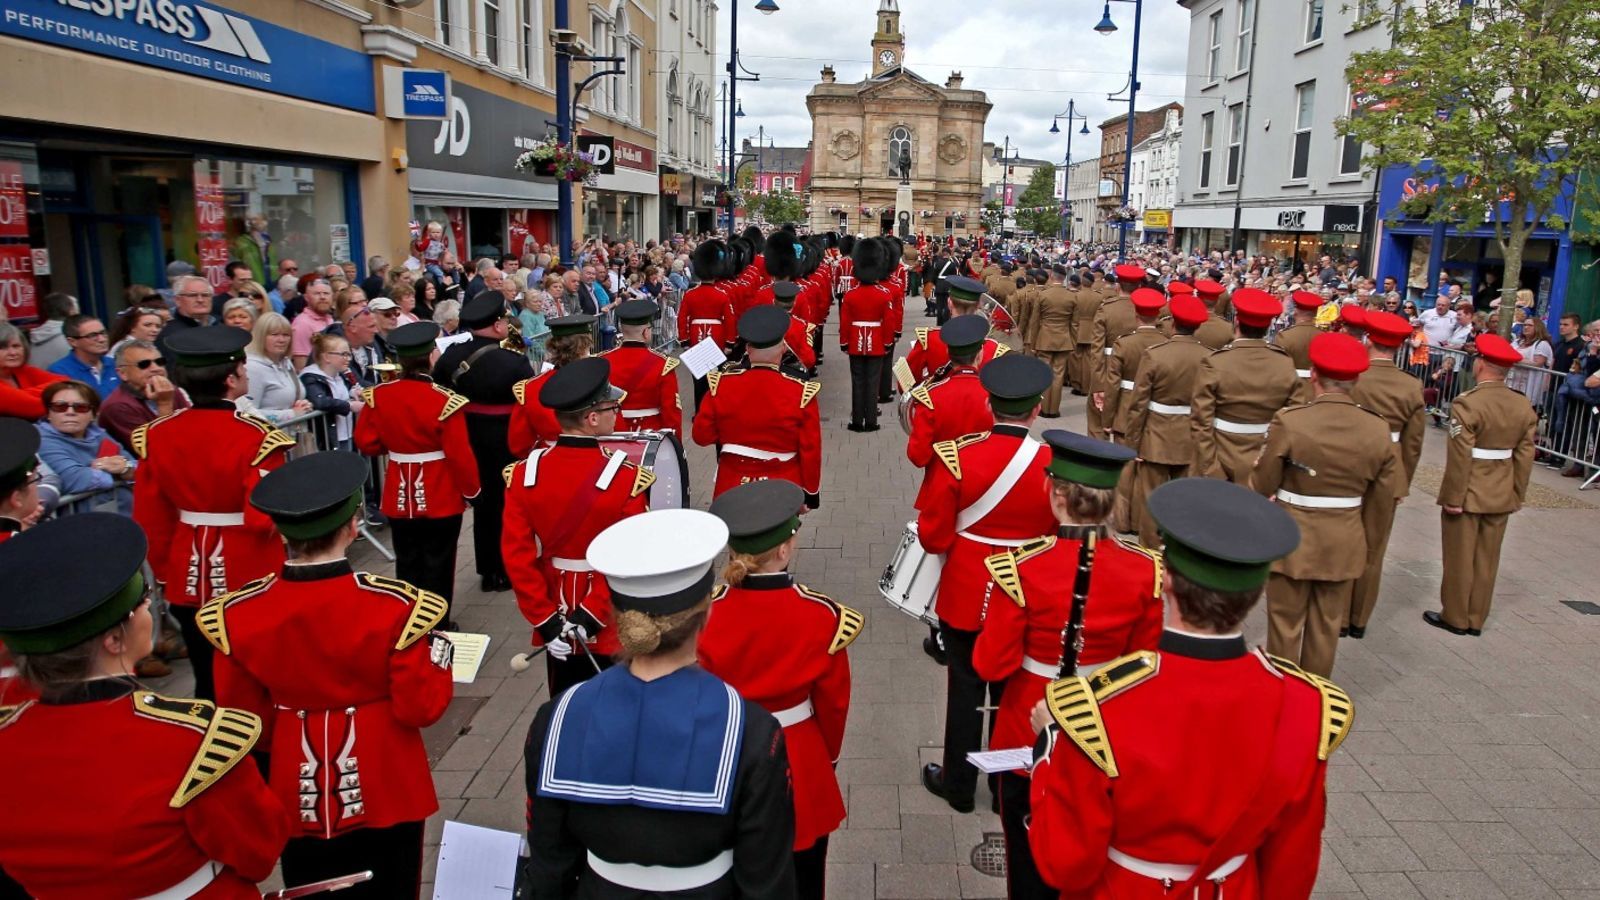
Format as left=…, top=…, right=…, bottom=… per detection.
left=839, top=234, right=857, bottom=256
left=741, top=225, right=765, bottom=247
left=691, top=239, right=735, bottom=281
left=852, top=235, right=896, bottom=285
left=764, top=230, right=805, bottom=281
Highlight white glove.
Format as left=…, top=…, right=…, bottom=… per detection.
left=563, top=622, right=592, bottom=645
left=545, top=636, right=574, bottom=660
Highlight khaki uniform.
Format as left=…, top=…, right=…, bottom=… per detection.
left=1013, top=283, right=1042, bottom=352
left=1251, top=394, right=1399, bottom=676
left=1087, top=296, right=1137, bottom=436
left=1107, top=324, right=1172, bottom=534
left=1189, top=339, right=1309, bottom=483
left=1195, top=315, right=1234, bottom=351
left=1123, top=334, right=1213, bottom=547
left=1347, top=358, right=1426, bottom=630
left=1068, top=286, right=1100, bottom=393
left=988, top=274, right=1018, bottom=318
left=1436, top=380, right=1538, bottom=631
left=1274, top=322, right=1320, bottom=378
left=1031, top=283, right=1078, bottom=415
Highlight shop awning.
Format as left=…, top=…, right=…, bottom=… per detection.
left=409, top=168, right=558, bottom=210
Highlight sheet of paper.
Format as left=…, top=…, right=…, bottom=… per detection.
left=436, top=332, right=473, bottom=353
left=967, top=747, right=1033, bottom=774
left=679, top=337, right=728, bottom=379
left=432, top=820, right=521, bottom=900
left=440, top=632, right=491, bottom=684
left=893, top=357, right=915, bottom=392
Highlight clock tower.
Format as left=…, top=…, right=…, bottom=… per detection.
left=870, top=0, right=904, bottom=76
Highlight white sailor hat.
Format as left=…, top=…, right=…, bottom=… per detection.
left=586, top=510, right=730, bottom=615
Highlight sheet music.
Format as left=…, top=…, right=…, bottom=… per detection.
left=967, top=747, right=1033, bottom=774
left=432, top=820, right=520, bottom=899
left=679, top=337, right=729, bottom=379
left=893, top=357, right=915, bottom=392
left=440, top=632, right=491, bottom=684
left=436, top=332, right=473, bottom=354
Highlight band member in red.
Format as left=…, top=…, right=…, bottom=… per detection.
left=354, top=322, right=480, bottom=626
left=0, top=514, right=289, bottom=900
left=132, top=325, right=292, bottom=700
left=839, top=237, right=895, bottom=432
left=903, top=276, right=1008, bottom=383
left=771, top=282, right=817, bottom=375
left=679, top=239, right=738, bottom=410
left=877, top=237, right=909, bottom=403
left=509, top=314, right=597, bottom=456
left=702, top=480, right=860, bottom=900
left=601, top=300, right=683, bottom=435
left=917, top=355, right=1056, bottom=814
left=503, top=358, right=653, bottom=695
left=906, top=315, right=996, bottom=510
left=1029, top=478, right=1349, bottom=899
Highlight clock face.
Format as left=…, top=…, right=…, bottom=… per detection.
left=879, top=50, right=896, bottom=66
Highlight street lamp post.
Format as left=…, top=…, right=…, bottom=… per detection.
left=1095, top=0, right=1144, bottom=262
left=1051, top=100, right=1090, bottom=242
left=996, top=135, right=1011, bottom=237
left=724, top=0, right=778, bottom=234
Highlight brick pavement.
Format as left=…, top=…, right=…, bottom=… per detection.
left=155, top=310, right=1600, bottom=898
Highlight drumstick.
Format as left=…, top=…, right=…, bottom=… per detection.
left=509, top=646, right=548, bottom=673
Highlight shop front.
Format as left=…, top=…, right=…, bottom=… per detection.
left=1174, top=204, right=1365, bottom=269
left=581, top=136, right=659, bottom=243
left=0, top=0, right=380, bottom=320
left=405, top=82, right=558, bottom=265
left=1140, top=208, right=1172, bottom=246
left=657, top=171, right=715, bottom=238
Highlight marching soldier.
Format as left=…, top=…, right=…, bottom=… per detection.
left=1424, top=333, right=1538, bottom=637
left=840, top=236, right=896, bottom=432
left=1191, top=288, right=1308, bottom=484
left=1087, top=265, right=1145, bottom=436
left=904, top=275, right=1009, bottom=382
left=132, top=326, right=293, bottom=700
left=680, top=239, right=738, bottom=409
left=877, top=237, right=909, bottom=404
left=973, top=431, right=1160, bottom=900
left=1123, top=294, right=1213, bottom=548
left=1251, top=333, right=1398, bottom=677
left=1345, top=310, right=1426, bottom=638
left=1028, top=478, right=1348, bottom=900
left=1011, top=269, right=1043, bottom=355
left=917, top=355, right=1057, bottom=814
left=694, top=307, right=823, bottom=507
left=771, top=282, right=818, bottom=375
left=434, top=292, right=535, bottom=593
left=906, top=316, right=998, bottom=509
left=702, top=480, right=860, bottom=900
left=1030, top=267, right=1077, bottom=418
left=522, top=509, right=797, bottom=899
left=1068, top=271, right=1101, bottom=396
left=1104, top=288, right=1170, bottom=445
left=800, top=239, right=834, bottom=366
left=205, top=452, right=455, bottom=898
left=1192, top=279, right=1236, bottom=350
left=600, top=299, right=683, bottom=435
left=503, top=359, right=652, bottom=695
left=353, top=322, right=480, bottom=625
left=1275, top=291, right=1324, bottom=379
left=509, top=314, right=598, bottom=456
left=0, top=514, right=290, bottom=899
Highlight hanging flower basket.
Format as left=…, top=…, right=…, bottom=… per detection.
left=514, top=139, right=596, bottom=182
left=1106, top=204, right=1140, bottom=224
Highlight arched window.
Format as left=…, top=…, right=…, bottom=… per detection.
left=888, top=125, right=912, bottom=178
left=666, top=67, right=679, bottom=156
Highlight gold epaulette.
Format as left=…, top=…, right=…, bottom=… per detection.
left=631, top=464, right=657, bottom=499
left=0, top=702, right=28, bottom=731
left=992, top=342, right=1010, bottom=357
left=914, top=326, right=930, bottom=350
left=661, top=356, right=681, bottom=376
left=502, top=461, right=518, bottom=488
left=983, top=549, right=1025, bottom=607
left=172, top=704, right=262, bottom=809
left=710, top=584, right=729, bottom=602
left=1083, top=650, right=1158, bottom=701
left=1043, top=676, right=1118, bottom=777
left=433, top=384, right=469, bottom=420
left=361, top=386, right=378, bottom=408
left=1114, top=537, right=1165, bottom=602
left=196, top=575, right=275, bottom=655
left=251, top=426, right=296, bottom=466
left=910, top=384, right=934, bottom=410
left=706, top=371, right=723, bottom=396
left=130, top=410, right=180, bottom=459
left=830, top=604, right=864, bottom=654
left=800, top=381, right=822, bottom=408
left=396, top=589, right=450, bottom=651
left=1266, top=655, right=1355, bottom=761
left=512, top=378, right=532, bottom=405
left=931, top=432, right=985, bottom=480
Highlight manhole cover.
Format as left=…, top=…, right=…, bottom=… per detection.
left=970, top=831, right=1007, bottom=878
left=1562, top=600, right=1600, bottom=616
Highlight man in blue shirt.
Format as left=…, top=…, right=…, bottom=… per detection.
left=46, top=315, right=120, bottom=399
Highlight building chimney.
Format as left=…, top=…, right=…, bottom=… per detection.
left=946, top=71, right=963, bottom=89
left=821, top=65, right=836, bottom=84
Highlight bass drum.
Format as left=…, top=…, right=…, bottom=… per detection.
left=598, top=431, right=689, bottom=509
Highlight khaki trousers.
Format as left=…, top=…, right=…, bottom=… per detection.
left=1042, top=350, right=1071, bottom=415
left=1439, top=510, right=1510, bottom=631
left=1267, top=573, right=1352, bottom=677
left=1349, top=499, right=1399, bottom=629
left=1133, top=461, right=1187, bottom=548
left=1068, top=346, right=1089, bottom=392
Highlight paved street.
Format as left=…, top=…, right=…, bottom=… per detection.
left=159, top=311, right=1600, bottom=899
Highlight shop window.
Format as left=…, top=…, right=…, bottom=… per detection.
left=193, top=158, right=354, bottom=289
left=1304, top=0, right=1323, bottom=44
left=1226, top=104, right=1243, bottom=187
left=1235, top=0, right=1254, bottom=73
left=1199, top=112, right=1214, bottom=189
left=1291, top=81, right=1315, bottom=180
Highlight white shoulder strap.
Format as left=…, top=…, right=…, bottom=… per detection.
left=955, top=437, right=1042, bottom=532
left=521, top=449, right=549, bottom=488
left=595, top=449, right=627, bottom=491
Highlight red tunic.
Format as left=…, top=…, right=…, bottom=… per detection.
left=600, top=341, right=684, bottom=434
left=697, top=574, right=858, bottom=851
left=1029, top=642, right=1340, bottom=899
left=131, top=404, right=291, bottom=607
left=904, top=367, right=995, bottom=509
left=508, top=368, right=559, bottom=458
left=353, top=378, right=481, bottom=519
left=784, top=315, right=817, bottom=371
left=678, top=282, right=735, bottom=350
left=801, top=271, right=832, bottom=325
left=835, top=257, right=856, bottom=298
left=839, top=284, right=894, bottom=356
left=691, top=364, right=823, bottom=504
left=205, top=562, right=453, bottom=837
left=0, top=681, right=288, bottom=899
left=971, top=530, right=1162, bottom=754
left=904, top=327, right=1009, bottom=383
left=884, top=270, right=906, bottom=339
left=916, top=424, right=1055, bottom=631
left=501, top=435, right=652, bottom=653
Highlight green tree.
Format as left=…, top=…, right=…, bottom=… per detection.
left=756, top=189, right=809, bottom=226
left=1340, top=0, right=1600, bottom=335
left=1013, top=164, right=1059, bottom=237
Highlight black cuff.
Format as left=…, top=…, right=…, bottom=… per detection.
left=534, top=615, right=567, bottom=643
left=805, top=491, right=821, bottom=509
left=569, top=606, right=603, bottom=637
left=1032, top=727, right=1054, bottom=766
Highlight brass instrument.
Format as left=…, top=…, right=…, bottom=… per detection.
left=502, top=310, right=526, bottom=353
left=369, top=362, right=400, bottom=382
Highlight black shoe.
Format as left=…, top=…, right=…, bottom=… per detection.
left=922, top=635, right=947, bottom=666
left=847, top=422, right=864, bottom=432
left=1347, top=625, right=1365, bottom=639
left=865, top=423, right=881, bottom=432
left=1422, top=610, right=1469, bottom=635
left=921, top=764, right=975, bottom=814
left=1071, top=389, right=1087, bottom=396
left=364, top=508, right=390, bottom=527
left=1339, top=627, right=1349, bottom=638
left=877, top=396, right=893, bottom=404
left=481, top=574, right=511, bottom=593
left=1040, top=412, right=1061, bottom=419
left=1467, top=628, right=1482, bottom=636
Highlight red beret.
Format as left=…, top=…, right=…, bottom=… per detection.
left=1309, top=332, right=1370, bottom=381
left=1230, top=288, right=1281, bottom=327
left=1339, top=304, right=1367, bottom=331
left=1166, top=281, right=1194, bottom=296
left=1131, top=288, right=1166, bottom=316
left=1362, top=310, right=1412, bottom=348
left=1192, top=279, right=1225, bottom=300
left=1114, top=264, right=1147, bottom=285
left=1168, top=295, right=1208, bottom=328
left=1291, top=291, right=1324, bottom=311
left=1475, top=332, right=1523, bottom=368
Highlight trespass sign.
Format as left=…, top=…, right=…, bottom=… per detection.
left=2, top=0, right=375, bottom=113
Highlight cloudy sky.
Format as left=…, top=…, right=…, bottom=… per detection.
left=712, top=0, right=1197, bottom=162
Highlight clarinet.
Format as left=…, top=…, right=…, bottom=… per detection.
left=1058, top=529, right=1099, bottom=678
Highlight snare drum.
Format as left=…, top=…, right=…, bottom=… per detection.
left=598, top=431, right=689, bottom=509
left=879, top=521, right=942, bottom=625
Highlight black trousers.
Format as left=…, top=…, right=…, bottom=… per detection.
left=546, top=645, right=614, bottom=698
left=935, top=294, right=952, bottom=325
left=938, top=620, right=1002, bottom=806
left=281, top=820, right=425, bottom=899
left=794, top=835, right=830, bottom=900
left=848, top=356, right=885, bottom=427
left=464, top=413, right=512, bottom=579
left=998, top=772, right=1055, bottom=900
left=877, top=334, right=897, bottom=402
left=391, top=515, right=463, bottom=615
left=812, top=321, right=826, bottom=363
left=172, top=605, right=214, bottom=702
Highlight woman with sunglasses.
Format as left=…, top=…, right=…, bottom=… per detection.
left=34, top=381, right=135, bottom=515
left=0, top=322, right=67, bottom=420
